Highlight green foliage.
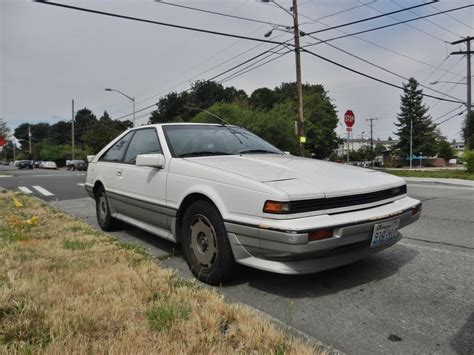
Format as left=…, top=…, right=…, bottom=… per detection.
left=437, top=137, right=455, bottom=161
left=63, top=239, right=95, bottom=250
left=374, top=143, right=386, bottom=155
left=394, top=78, right=438, bottom=157
left=463, top=110, right=474, bottom=150
left=147, top=301, right=189, bottom=332
left=463, top=150, right=474, bottom=173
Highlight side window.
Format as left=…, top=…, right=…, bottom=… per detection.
left=100, top=131, right=134, bottom=162
left=123, top=128, right=162, bottom=164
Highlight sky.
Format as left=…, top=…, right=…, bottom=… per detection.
left=1, top=0, right=473, bottom=143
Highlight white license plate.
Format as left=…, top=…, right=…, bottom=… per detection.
left=371, top=220, right=400, bottom=248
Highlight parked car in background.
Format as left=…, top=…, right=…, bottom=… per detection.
left=66, top=159, right=87, bottom=171
left=43, top=161, right=57, bottom=169
left=17, top=160, right=34, bottom=169
left=85, top=123, right=422, bottom=285
left=33, top=160, right=42, bottom=168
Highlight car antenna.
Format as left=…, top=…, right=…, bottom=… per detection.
left=185, top=106, right=232, bottom=126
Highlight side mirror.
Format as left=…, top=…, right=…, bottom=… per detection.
left=86, top=155, right=95, bottom=163
left=136, top=154, right=165, bottom=168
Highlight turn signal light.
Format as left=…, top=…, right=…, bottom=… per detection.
left=263, top=201, right=289, bottom=214
left=411, top=203, right=422, bottom=216
left=308, top=229, right=333, bottom=242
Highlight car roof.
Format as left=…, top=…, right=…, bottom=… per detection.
left=130, top=123, right=237, bottom=130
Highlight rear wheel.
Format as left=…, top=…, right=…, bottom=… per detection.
left=182, top=200, right=236, bottom=285
left=95, top=186, right=121, bottom=231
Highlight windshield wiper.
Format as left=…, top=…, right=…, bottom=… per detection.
left=238, top=149, right=281, bottom=155
left=178, top=151, right=232, bottom=158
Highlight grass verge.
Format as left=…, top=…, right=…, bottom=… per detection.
left=0, top=192, right=325, bottom=354
left=381, top=169, right=474, bottom=181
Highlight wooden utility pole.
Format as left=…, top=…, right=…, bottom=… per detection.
left=451, top=36, right=473, bottom=146
left=28, top=124, right=32, bottom=154
left=72, top=99, right=75, bottom=160
left=292, top=0, right=305, bottom=156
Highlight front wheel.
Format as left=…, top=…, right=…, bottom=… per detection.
left=95, top=186, right=122, bottom=231
left=181, top=200, right=236, bottom=285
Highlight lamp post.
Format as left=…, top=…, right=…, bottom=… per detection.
left=260, top=0, right=305, bottom=156
left=420, top=152, right=422, bottom=168
left=429, top=81, right=467, bottom=85
left=105, top=88, right=136, bottom=127
left=53, top=99, right=75, bottom=160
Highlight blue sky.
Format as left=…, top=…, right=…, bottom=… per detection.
left=1, top=0, right=473, bottom=142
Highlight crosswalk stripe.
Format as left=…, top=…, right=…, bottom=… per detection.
left=32, top=185, right=54, bottom=196
left=77, top=183, right=85, bottom=187
left=19, top=186, right=33, bottom=194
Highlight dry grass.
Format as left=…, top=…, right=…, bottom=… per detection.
left=0, top=192, right=326, bottom=354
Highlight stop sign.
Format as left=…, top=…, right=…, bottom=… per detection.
left=344, top=110, right=355, bottom=128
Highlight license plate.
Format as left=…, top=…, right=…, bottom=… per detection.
left=371, top=219, right=400, bottom=248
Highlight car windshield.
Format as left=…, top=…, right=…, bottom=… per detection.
left=163, top=125, right=283, bottom=158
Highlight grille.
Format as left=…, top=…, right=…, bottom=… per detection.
left=288, top=184, right=407, bottom=214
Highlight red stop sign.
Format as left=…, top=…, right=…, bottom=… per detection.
left=0, top=136, right=5, bottom=147
left=344, top=110, right=355, bottom=128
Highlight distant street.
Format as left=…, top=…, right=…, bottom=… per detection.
left=1, top=166, right=473, bottom=354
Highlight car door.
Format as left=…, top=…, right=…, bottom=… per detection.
left=96, top=131, right=135, bottom=213
left=117, top=128, right=170, bottom=231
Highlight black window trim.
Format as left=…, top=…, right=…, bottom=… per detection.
left=99, top=130, right=136, bottom=164
left=121, top=127, right=162, bottom=165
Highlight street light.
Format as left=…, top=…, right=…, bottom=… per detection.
left=419, top=152, right=423, bottom=168
left=105, top=88, right=136, bottom=127
left=429, top=81, right=467, bottom=85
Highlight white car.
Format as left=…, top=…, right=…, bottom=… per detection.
left=43, top=161, right=57, bottom=169
left=85, top=123, right=421, bottom=284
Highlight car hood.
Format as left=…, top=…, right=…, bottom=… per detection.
left=189, top=154, right=405, bottom=199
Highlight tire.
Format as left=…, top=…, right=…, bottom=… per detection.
left=95, top=186, right=122, bottom=231
left=181, top=200, right=236, bottom=285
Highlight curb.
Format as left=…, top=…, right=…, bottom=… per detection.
left=403, top=177, right=474, bottom=188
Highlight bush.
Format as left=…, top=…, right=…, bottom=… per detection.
left=463, top=150, right=474, bottom=173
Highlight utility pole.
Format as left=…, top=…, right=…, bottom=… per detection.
left=28, top=124, right=32, bottom=155
left=71, top=99, right=75, bottom=161
left=451, top=36, right=473, bottom=145
left=292, top=0, right=305, bottom=157
left=365, top=118, right=378, bottom=151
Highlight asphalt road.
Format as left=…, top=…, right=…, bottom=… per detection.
left=1, top=166, right=473, bottom=354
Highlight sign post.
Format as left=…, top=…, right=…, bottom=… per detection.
left=344, top=110, right=355, bottom=163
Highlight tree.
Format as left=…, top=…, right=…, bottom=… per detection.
left=463, top=110, right=474, bottom=150
left=374, top=143, right=386, bottom=155
left=249, top=88, right=278, bottom=110
left=437, top=137, right=455, bottom=161
left=394, top=78, right=438, bottom=157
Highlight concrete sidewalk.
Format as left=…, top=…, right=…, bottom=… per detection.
left=403, top=176, right=474, bottom=188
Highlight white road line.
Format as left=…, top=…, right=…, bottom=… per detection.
left=77, top=183, right=85, bottom=187
left=0, top=175, right=12, bottom=178
left=407, top=183, right=474, bottom=191
left=18, top=186, right=33, bottom=194
left=399, top=242, right=474, bottom=259
left=32, top=185, right=54, bottom=197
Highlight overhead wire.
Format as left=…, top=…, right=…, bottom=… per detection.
left=390, top=0, right=462, bottom=38
left=301, top=47, right=464, bottom=104
left=430, top=2, right=473, bottom=30
left=302, top=4, right=474, bottom=48
left=305, top=33, right=463, bottom=102
left=304, top=1, right=437, bottom=36
left=435, top=110, right=466, bottom=126
left=359, top=0, right=450, bottom=43
left=432, top=105, right=465, bottom=122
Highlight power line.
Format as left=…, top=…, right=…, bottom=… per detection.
left=432, top=105, right=465, bottom=122
left=298, top=7, right=464, bottom=78
left=360, top=0, right=449, bottom=43
left=305, top=33, right=462, bottom=102
left=305, top=1, right=436, bottom=36
left=34, top=1, right=293, bottom=47
left=301, top=47, right=465, bottom=104
left=155, top=1, right=288, bottom=28
left=302, top=4, right=474, bottom=47
left=300, top=0, right=378, bottom=25
left=390, top=0, right=462, bottom=39
left=430, top=3, right=473, bottom=30
left=436, top=110, right=466, bottom=126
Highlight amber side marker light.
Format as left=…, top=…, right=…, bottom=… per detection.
left=308, top=229, right=333, bottom=242
left=263, top=201, right=289, bottom=214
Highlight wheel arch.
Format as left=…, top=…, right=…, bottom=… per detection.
left=92, top=180, right=105, bottom=197
left=175, top=192, right=222, bottom=243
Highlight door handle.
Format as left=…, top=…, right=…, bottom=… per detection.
left=116, top=169, right=122, bottom=177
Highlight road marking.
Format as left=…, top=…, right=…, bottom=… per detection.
left=407, top=183, right=474, bottom=191
left=0, top=175, right=12, bottom=178
left=77, top=183, right=85, bottom=187
left=18, top=186, right=33, bottom=194
left=32, top=185, right=54, bottom=197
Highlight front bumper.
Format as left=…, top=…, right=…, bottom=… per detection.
left=225, top=196, right=421, bottom=274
